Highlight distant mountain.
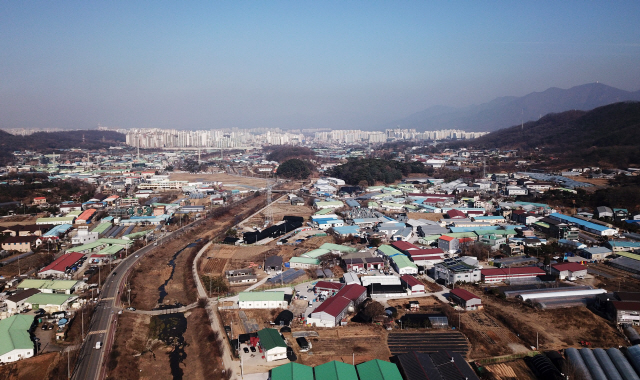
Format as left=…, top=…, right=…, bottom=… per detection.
left=459, top=101, right=640, bottom=168
left=0, top=129, right=125, bottom=165
left=387, top=83, right=640, bottom=132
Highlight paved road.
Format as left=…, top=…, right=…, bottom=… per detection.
left=72, top=222, right=199, bottom=380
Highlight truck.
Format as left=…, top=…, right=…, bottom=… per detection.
left=95, top=341, right=102, bottom=349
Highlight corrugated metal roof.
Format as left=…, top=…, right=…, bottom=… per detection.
left=356, top=359, right=403, bottom=380
left=257, top=328, right=286, bottom=351
left=270, top=363, right=314, bottom=380
left=314, top=360, right=359, bottom=380
left=0, top=315, right=34, bottom=357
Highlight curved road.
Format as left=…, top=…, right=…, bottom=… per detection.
left=72, top=223, right=200, bottom=380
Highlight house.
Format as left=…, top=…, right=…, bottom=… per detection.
left=32, top=197, right=47, bottom=205
left=257, top=328, right=288, bottom=362
left=0, top=315, right=35, bottom=364
left=1, top=236, right=38, bottom=253
left=614, top=208, right=629, bottom=221
left=38, top=252, right=84, bottom=278
left=400, top=275, right=425, bottom=294
left=265, top=256, right=283, bottom=273
left=550, top=263, right=588, bottom=280
left=238, top=291, right=288, bottom=309
left=4, top=289, right=41, bottom=313
left=228, top=275, right=258, bottom=285
left=506, top=186, right=528, bottom=196
left=391, top=241, right=420, bottom=254
left=450, top=288, right=482, bottom=310
left=290, top=197, right=305, bottom=206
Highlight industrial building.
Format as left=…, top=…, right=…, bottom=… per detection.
left=238, top=291, right=288, bottom=309
left=550, top=263, right=588, bottom=280
left=433, top=257, right=481, bottom=285
left=0, top=315, right=34, bottom=364
left=449, top=288, right=483, bottom=310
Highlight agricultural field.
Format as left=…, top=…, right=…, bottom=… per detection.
left=169, top=172, right=268, bottom=190
left=484, top=361, right=536, bottom=380
left=458, top=284, right=627, bottom=353
left=0, top=352, right=58, bottom=380
left=244, top=202, right=313, bottom=227
left=291, top=326, right=392, bottom=367
left=387, top=332, right=469, bottom=356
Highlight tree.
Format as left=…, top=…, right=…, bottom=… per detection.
left=276, top=159, right=314, bottom=179
left=363, top=301, right=385, bottom=320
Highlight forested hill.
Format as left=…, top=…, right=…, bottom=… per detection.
left=0, top=129, right=126, bottom=164
left=458, top=101, right=640, bottom=168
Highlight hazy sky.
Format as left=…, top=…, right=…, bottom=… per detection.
left=2, top=1, right=640, bottom=131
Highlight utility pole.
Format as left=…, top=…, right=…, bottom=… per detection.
left=67, top=350, right=70, bottom=380
left=81, top=308, right=84, bottom=341
left=128, top=288, right=131, bottom=306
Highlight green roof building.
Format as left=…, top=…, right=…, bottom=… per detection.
left=238, top=291, right=288, bottom=309
left=271, top=362, right=314, bottom=380
left=257, top=328, right=287, bottom=362
left=319, top=243, right=357, bottom=253
left=302, top=248, right=331, bottom=259
left=0, top=315, right=34, bottom=363
left=356, top=359, right=403, bottom=380
left=17, top=279, right=78, bottom=294
left=315, top=360, right=359, bottom=380
left=289, top=257, right=321, bottom=268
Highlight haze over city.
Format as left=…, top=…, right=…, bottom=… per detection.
left=2, top=1, right=640, bottom=131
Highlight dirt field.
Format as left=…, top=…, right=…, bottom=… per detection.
left=588, top=263, right=640, bottom=292
left=245, top=202, right=313, bottom=227
left=199, top=244, right=269, bottom=276
left=169, top=173, right=267, bottom=190
left=291, top=325, right=392, bottom=367
left=406, top=212, right=444, bottom=222
left=460, top=310, right=526, bottom=358
left=0, top=214, right=40, bottom=227
left=0, top=251, right=54, bottom=278
left=571, top=176, right=610, bottom=187
left=0, top=352, right=58, bottom=380
left=107, top=312, right=150, bottom=380
left=458, top=284, right=627, bottom=353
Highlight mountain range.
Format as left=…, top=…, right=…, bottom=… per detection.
left=385, top=83, right=640, bottom=132
left=456, top=101, right=640, bottom=168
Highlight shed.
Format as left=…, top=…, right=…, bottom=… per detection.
left=449, top=288, right=482, bottom=310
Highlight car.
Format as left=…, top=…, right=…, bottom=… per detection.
left=112, top=272, right=117, bottom=276
left=243, top=347, right=249, bottom=353
left=250, top=346, right=256, bottom=353
left=126, top=307, right=136, bottom=311
left=95, top=341, right=102, bottom=350
left=41, top=323, right=48, bottom=330
left=135, top=255, right=139, bottom=258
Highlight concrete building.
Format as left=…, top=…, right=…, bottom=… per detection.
left=238, top=292, right=288, bottom=309
left=400, top=275, right=425, bottom=294
left=449, top=288, right=482, bottom=310
left=0, top=315, right=34, bottom=364
left=71, top=228, right=99, bottom=245
left=433, top=258, right=481, bottom=285
left=580, top=246, right=612, bottom=261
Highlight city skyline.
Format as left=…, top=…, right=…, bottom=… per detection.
left=2, top=2, right=640, bottom=131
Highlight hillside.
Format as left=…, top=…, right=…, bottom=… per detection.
left=384, top=83, right=640, bottom=132
left=460, top=101, right=640, bottom=168
left=0, top=129, right=126, bottom=164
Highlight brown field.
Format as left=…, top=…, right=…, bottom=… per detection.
left=107, top=313, right=150, bottom=380
left=245, top=203, right=313, bottom=226
left=292, top=325, right=392, bottom=367
left=570, top=176, right=610, bottom=187
left=406, top=212, right=444, bottom=222
left=0, top=214, right=40, bottom=227
left=0, top=352, right=58, bottom=380
left=386, top=296, right=443, bottom=312
left=0, top=251, right=54, bottom=278
left=169, top=173, right=267, bottom=190
left=199, top=244, right=270, bottom=276
left=459, top=284, right=626, bottom=352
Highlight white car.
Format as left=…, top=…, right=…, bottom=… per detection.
left=95, top=341, right=102, bottom=349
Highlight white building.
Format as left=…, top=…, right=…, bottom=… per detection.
left=0, top=315, right=34, bottom=364
left=71, top=228, right=99, bottom=245
left=238, top=291, right=288, bottom=309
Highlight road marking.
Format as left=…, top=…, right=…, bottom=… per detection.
left=101, top=297, right=113, bottom=301
left=87, top=330, right=107, bottom=335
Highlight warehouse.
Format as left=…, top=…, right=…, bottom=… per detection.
left=580, top=247, right=612, bottom=261
left=257, top=328, right=287, bottom=362
left=17, top=279, right=79, bottom=294
left=481, top=267, right=546, bottom=283
left=38, top=252, right=84, bottom=278
left=314, top=281, right=343, bottom=295
left=25, top=293, right=76, bottom=313
left=449, top=288, right=482, bottom=310
left=307, top=284, right=367, bottom=328
left=550, top=262, right=588, bottom=280
left=238, top=291, right=288, bottom=309
left=400, top=275, right=425, bottom=294
left=314, top=360, right=359, bottom=380
left=549, top=213, right=618, bottom=236
left=360, top=275, right=401, bottom=287
left=391, top=255, right=419, bottom=275
left=0, top=315, right=35, bottom=364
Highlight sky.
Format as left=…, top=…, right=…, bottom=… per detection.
left=2, top=1, right=640, bottom=131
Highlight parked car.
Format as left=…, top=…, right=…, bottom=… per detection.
left=243, top=347, right=249, bottom=353
left=250, top=346, right=256, bottom=353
